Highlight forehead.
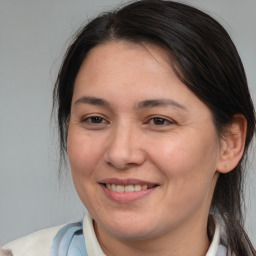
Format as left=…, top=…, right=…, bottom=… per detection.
left=74, top=40, right=179, bottom=94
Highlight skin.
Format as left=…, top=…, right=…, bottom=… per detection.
left=67, top=41, right=245, bottom=256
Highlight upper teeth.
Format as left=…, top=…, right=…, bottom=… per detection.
left=106, top=184, right=148, bottom=192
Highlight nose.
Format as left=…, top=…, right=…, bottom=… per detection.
left=104, top=122, right=146, bottom=169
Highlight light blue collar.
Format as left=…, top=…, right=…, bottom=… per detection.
left=50, top=222, right=87, bottom=256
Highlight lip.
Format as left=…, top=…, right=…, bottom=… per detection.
left=99, top=178, right=159, bottom=203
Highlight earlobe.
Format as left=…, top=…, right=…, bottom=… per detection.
left=216, top=114, right=247, bottom=174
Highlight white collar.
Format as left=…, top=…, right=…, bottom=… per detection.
left=206, top=216, right=222, bottom=256
left=83, top=213, right=224, bottom=256
left=83, top=212, right=106, bottom=256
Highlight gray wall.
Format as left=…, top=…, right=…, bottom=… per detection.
left=0, top=0, right=255, bottom=246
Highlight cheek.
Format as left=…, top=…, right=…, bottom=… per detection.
left=149, top=130, right=219, bottom=196
left=67, top=128, right=104, bottom=208
left=151, top=137, right=216, bottom=173
left=67, top=128, right=103, bottom=180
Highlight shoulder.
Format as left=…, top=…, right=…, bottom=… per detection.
left=1, top=224, right=64, bottom=256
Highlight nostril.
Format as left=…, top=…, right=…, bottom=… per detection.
left=105, top=159, right=136, bottom=170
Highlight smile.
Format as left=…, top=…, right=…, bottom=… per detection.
left=99, top=179, right=159, bottom=203
left=105, top=184, right=156, bottom=193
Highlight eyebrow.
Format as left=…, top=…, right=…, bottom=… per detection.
left=137, top=99, right=187, bottom=111
left=74, top=96, right=110, bottom=107
left=74, top=96, right=187, bottom=111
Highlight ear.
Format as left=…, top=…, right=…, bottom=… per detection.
left=216, top=114, right=247, bottom=174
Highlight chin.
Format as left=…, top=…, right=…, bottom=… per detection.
left=109, top=227, right=156, bottom=241
left=98, top=216, right=161, bottom=241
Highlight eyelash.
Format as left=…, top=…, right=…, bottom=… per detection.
left=83, top=116, right=107, bottom=123
left=146, top=116, right=174, bottom=126
left=144, top=116, right=177, bottom=130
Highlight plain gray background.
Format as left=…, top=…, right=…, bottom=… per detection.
left=0, top=0, right=255, bottom=247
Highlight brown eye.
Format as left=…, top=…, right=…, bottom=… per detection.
left=149, top=117, right=173, bottom=126
left=81, top=115, right=109, bottom=130
left=86, top=116, right=105, bottom=123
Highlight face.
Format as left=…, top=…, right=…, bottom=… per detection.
left=67, top=41, right=222, bottom=242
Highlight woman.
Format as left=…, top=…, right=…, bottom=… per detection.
left=2, top=0, right=255, bottom=255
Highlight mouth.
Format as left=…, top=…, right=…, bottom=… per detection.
left=103, top=183, right=158, bottom=193
left=99, top=178, right=160, bottom=202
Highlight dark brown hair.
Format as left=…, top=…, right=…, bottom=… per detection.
left=53, top=1, right=256, bottom=254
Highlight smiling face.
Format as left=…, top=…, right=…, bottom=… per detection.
left=67, top=41, right=222, bottom=249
